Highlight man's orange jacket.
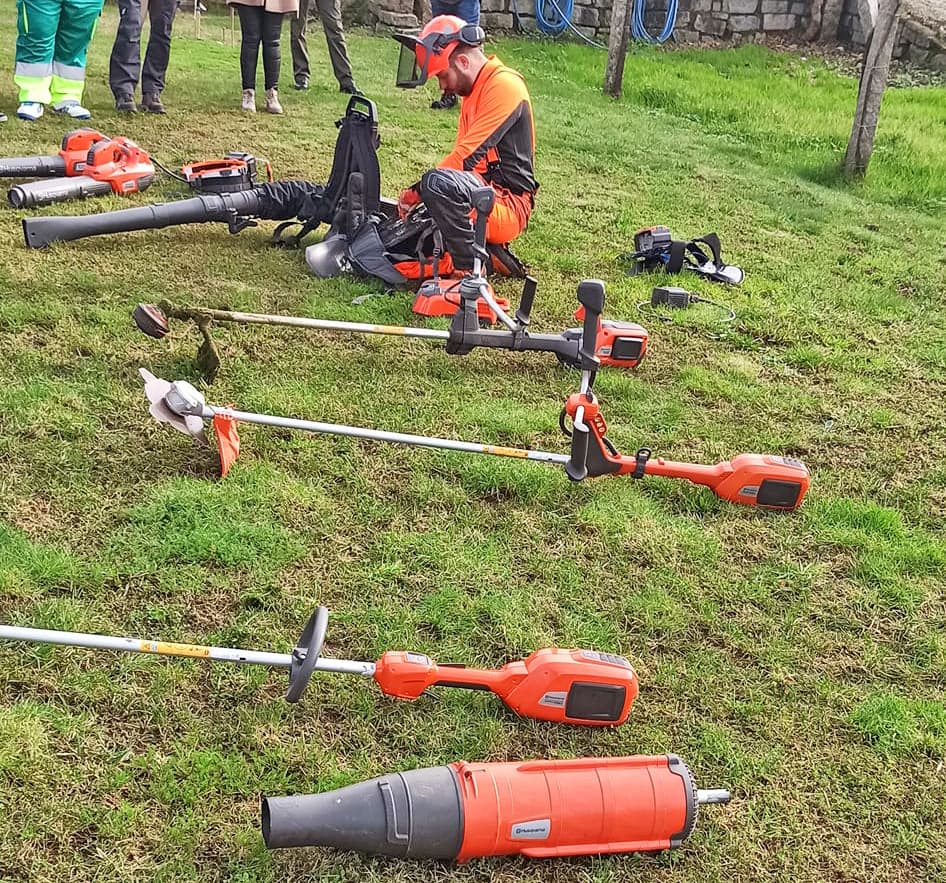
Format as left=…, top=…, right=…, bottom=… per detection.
left=438, top=55, right=538, bottom=238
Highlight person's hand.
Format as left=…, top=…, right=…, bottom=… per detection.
left=398, top=186, right=421, bottom=219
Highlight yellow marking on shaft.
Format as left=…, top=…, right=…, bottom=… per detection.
left=370, top=324, right=407, bottom=335
left=140, top=640, right=211, bottom=658
left=485, top=446, right=530, bottom=459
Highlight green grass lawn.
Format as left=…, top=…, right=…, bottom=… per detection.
left=1, top=7, right=945, bottom=882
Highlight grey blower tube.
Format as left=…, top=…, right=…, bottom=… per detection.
left=0, top=155, right=67, bottom=178
left=262, top=765, right=464, bottom=859
left=22, top=190, right=264, bottom=249
left=9, top=175, right=114, bottom=209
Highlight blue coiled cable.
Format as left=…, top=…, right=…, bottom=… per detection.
left=535, top=0, right=573, bottom=36
left=631, top=0, right=678, bottom=43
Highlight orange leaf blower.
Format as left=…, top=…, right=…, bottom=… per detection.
left=0, top=127, right=109, bottom=180
left=263, top=754, right=730, bottom=861
left=8, top=136, right=155, bottom=208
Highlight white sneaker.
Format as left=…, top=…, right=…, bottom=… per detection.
left=264, top=88, right=282, bottom=115
left=0, top=111, right=6, bottom=123
left=17, top=102, right=44, bottom=121
left=51, top=100, right=91, bottom=119
left=241, top=89, right=256, bottom=113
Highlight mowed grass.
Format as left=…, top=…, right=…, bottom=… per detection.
left=1, top=7, right=945, bottom=882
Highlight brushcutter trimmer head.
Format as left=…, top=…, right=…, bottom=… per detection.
left=133, top=303, right=171, bottom=339
left=140, top=368, right=208, bottom=443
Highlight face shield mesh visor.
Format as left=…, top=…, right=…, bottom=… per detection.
left=395, top=38, right=427, bottom=89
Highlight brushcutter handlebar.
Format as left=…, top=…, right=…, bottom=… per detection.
left=562, top=280, right=605, bottom=481
left=286, top=606, right=329, bottom=702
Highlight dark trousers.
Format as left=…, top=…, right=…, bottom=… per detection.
left=236, top=5, right=284, bottom=91
left=289, top=0, right=354, bottom=89
left=109, top=0, right=178, bottom=98
left=419, top=168, right=485, bottom=271
left=430, top=0, right=480, bottom=25
left=419, top=168, right=529, bottom=270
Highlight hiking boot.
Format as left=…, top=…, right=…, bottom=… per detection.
left=115, top=93, right=137, bottom=112
left=264, top=88, right=282, bottom=114
left=52, top=100, right=91, bottom=119
left=241, top=89, right=256, bottom=113
left=141, top=92, right=166, bottom=114
left=294, top=75, right=309, bottom=91
left=430, top=91, right=457, bottom=110
left=339, top=81, right=360, bottom=95
left=17, top=102, right=45, bottom=121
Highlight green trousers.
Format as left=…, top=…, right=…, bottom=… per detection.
left=15, top=0, right=105, bottom=104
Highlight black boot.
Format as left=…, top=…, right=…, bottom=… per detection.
left=430, top=91, right=457, bottom=110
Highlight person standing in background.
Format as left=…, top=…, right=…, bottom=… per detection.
left=428, top=0, right=479, bottom=110
left=109, top=0, right=178, bottom=114
left=289, top=0, right=358, bottom=94
left=227, top=0, right=299, bottom=114
left=14, top=0, right=105, bottom=121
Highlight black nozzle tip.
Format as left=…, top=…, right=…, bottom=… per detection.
left=133, top=303, right=171, bottom=339
left=260, top=797, right=273, bottom=846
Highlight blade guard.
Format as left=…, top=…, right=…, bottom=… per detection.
left=213, top=412, right=241, bottom=477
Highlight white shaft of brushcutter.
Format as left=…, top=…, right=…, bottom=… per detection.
left=164, top=383, right=572, bottom=465
left=0, top=624, right=376, bottom=677
left=571, top=369, right=595, bottom=433
left=189, top=309, right=450, bottom=341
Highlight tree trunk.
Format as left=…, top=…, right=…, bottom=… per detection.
left=844, top=0, right=901, bottom=177
left=603, top=0, right=634, bottom=98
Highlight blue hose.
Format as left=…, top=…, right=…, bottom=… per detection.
left=535, top=0, right=574, bottom=36
left=631, top=0, right=678, bottom=43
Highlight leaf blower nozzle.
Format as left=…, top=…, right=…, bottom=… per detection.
left=262, top=754, right=729, bottom=862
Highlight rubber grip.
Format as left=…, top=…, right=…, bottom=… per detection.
left=565, top=419, right=590, bottom=482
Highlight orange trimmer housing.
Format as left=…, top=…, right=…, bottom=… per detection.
left=564, top=392, right=810, bottom=510
left=85, top=137, right=156, bottom=194
left=412, top=277, right=509, bottom=324
left=574, top=305, right=649, bottom=369
left=373, top=647, right=638, bottom=726
left=454, top=754, right=697, bottom=860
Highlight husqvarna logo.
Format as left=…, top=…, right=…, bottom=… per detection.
left=510, top=819, right=551, bottom=839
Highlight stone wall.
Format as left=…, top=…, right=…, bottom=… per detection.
left=839, top=0, right=946, bottom=70
left=202, top=0, right=946, bottom=71
left=478, top=0, right=811, bottom=42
